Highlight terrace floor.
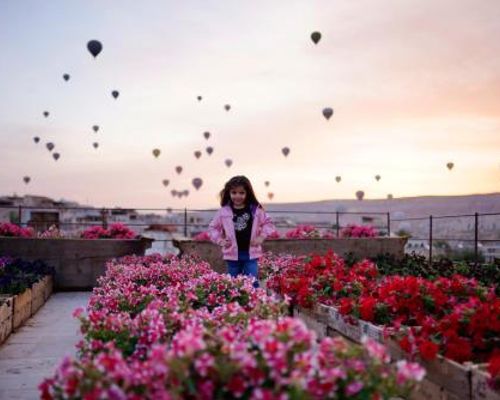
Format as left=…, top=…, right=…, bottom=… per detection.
left=0, top=292, right=91, bottom=400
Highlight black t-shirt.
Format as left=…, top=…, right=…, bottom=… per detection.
left=231, top=205, right=253, bottom=251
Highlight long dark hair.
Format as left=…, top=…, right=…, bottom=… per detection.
left=219, top=175, right=261, bottom=208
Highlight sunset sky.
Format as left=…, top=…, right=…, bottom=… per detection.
left=1, top=0, right=499, bottom=208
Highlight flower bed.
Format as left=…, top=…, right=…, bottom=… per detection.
left=263, top=251, right=500, bottom=399
left=40, top=254, right=424, bottom=399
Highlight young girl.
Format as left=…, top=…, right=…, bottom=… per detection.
left=208, top=175, right=275, bottom=287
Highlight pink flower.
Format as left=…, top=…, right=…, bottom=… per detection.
left=346, top=381, right=364, bottom=396
left=194, top=231, right=211, bottom=241
left=396, top=360, right=426, bottom=384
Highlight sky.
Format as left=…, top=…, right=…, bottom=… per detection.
left=0, top=0, right=499, bottom=209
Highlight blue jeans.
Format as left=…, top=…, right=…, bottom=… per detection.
left=226, top=251, right=259, bottom=288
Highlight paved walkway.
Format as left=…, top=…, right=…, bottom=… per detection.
left=0, top=292, right=91, bottom=400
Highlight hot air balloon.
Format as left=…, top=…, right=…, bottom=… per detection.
left=53, top=152, right=60, bottom=161
left=175, top=166, right=183, bottom=174
left=267, top=192, right=274, bottom=200
left=375, top=175, right=381, bottom=182
left=355, top=190, right=364, bottom=201
left=92, top=125, right=99, bottom=133
left=322, top=107, right=333, bottom=120
left=335, top=176, right=341, bottom=183
left=43, top=111, right=49, bottom=118
left=311, top=31, right=321, bottom=44
left=192, top=178, right=203, bottom=190
left=152, top=149, right=161, bottom=158
left=183, top=190, right=189, bottom=197
left=23, top=176, right=30, bottom=184
left=162, top=179, right=170, bottom=187
left=387, top=194, right=393, bottom=200
left=446, top=162, right=454, bottom=170
left=171, top=190, right=177, bottom=197
left=224, top=104, right=231, bottom=111
left=203, top=131, right=210, bottom=140
left=87, top=40, right=102, bottom=58
left=63, top=74, right=70, bottom=81
left=93, top=142, right=99, bottom=149
left=264, top=181, right=270, bottom=187
left=206, top=146, right=214, bottom=155
left=281, top=147, right=290, bottom=157
left=111, top=90, right=119, bottom=99
left=46, top=142, right=54, bottom=151
left=33, top=137, right=40, bottom=144
left=194, top=151, right=202, bottom=159
left=197, top=96, right=202, bottom=101
left=225, top=159, right=233, bottom=168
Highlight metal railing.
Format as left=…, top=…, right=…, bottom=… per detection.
left=1, top=205, right=498, bottom=263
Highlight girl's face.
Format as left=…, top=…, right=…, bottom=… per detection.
left=229, top=185, right=247, bottom=207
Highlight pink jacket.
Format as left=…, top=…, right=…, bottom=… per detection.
left=208, top=204, right=275, bottom=260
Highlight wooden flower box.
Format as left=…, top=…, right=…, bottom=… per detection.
left=13, top=288, right=32, bottom=330
left=0, top=295, right=14, bottom=345
left=31, top=278, right=46, bottom=315
left=471, top=364, right=500, bottom=400
left=292, top=306, right=328, bottom=340
left=43, top=275, right=53, bottom=301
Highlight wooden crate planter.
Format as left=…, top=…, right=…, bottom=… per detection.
left=472, top=364, right=500, bottom=400
left=43, top=275, right=53, bottom=301
left=13, top=288, right=32, bottom=330
left=31, top=278, right=46, bottom=315
left=0, top=295, right=14, bottom=345
left=319, top=304, right=363, bottom=343
left=293, top=306, right=328, bottom=340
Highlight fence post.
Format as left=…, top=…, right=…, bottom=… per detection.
left=336, top=212, right=340, bottom=237
left=101, top=208, right=108, bottom=229
left=386, top=212, right=391, bottom=237
left=429, top=215, right=433, bottom=264
left=184, top=208, right=188, bottom=238
left=17, top=205, right=22, bottom=226
left=474, top=212, right=479, bottom=264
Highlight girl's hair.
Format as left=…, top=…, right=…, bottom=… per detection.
left=219, top=175, right=262, bottom=208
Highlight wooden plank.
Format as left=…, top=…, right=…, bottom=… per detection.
left=13, top=288, right=32, bottom=330
left=322, top=304, right=362, bottom=343
left=43, top=275, right=53, bottom=301
left=31, top=279, right=45, bottom=315
left=0, top=296, right=14, bottom=345
left=471, top=364, right=500, bottom=400
left=293, top=306, right=327, bottom=340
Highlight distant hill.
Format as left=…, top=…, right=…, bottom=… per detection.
left=263, top=192, right=500, bottom=220
left=262, top=193, right=500, bottom=240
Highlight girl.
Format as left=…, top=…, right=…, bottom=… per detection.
left=208, top=175, right=275, bottom=287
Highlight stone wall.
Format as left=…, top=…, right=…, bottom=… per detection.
left=173, top=238, right=408, bottom=273
left=0, top=237, right=153, bottom=290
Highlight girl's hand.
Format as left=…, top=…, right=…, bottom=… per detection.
left=251, top=236, right=264, bottom=246
left=219, top=238, right=232, bottom=248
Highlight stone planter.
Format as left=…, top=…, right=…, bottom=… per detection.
left=0, top=237, right=154, bottom=290
left=173, top=237, right=407, bottom=273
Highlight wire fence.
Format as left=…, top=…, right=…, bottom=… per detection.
left=0, top=204, right=499, bottom=263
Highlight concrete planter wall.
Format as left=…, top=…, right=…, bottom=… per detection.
left=0, top=237, right=153, bottom=290
left=173, top=237, right=408, bottom=273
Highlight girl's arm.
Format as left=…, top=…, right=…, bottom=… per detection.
left=207, top=210, right=225, bottom=245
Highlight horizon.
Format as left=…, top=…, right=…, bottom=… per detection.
left=1, top=0, right=499, bottom=208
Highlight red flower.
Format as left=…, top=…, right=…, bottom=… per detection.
left=359, top=296, right=376, bottom=321
left=418, top=340, right=439, bottom=360
left=488, top=352, right=500, bottom=378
